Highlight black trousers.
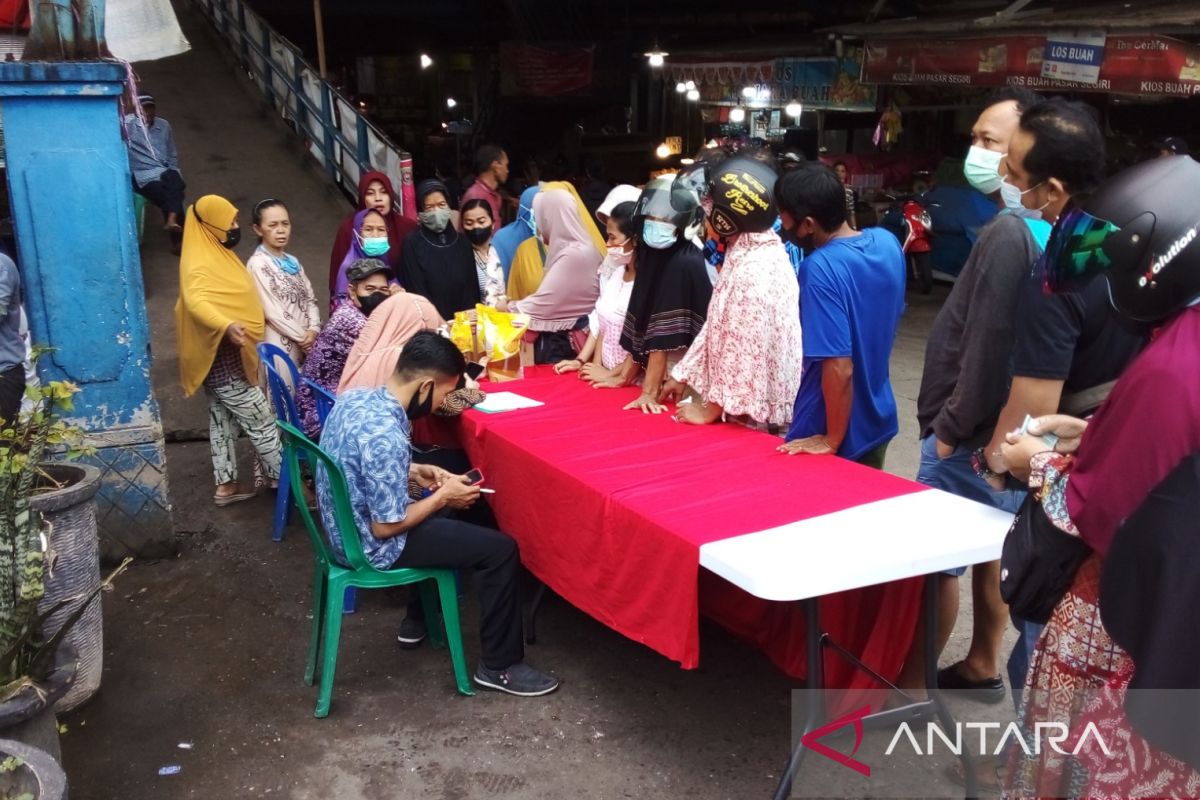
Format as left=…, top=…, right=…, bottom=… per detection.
left=0, top=364, right=24, bottom=427
left=394, top=516, right=524, bottom=671
left=135, top=169, right=186, bottom=221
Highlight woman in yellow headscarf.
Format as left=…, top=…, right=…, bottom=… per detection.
left=176, top=194, right=283, bottom=506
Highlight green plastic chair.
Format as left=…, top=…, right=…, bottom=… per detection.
left=276, top=421, right=475, bottom=717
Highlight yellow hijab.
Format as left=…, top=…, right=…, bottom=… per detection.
left=175, top=195, right=266, bottom=396
left=505, top=182, right=605, bottom=302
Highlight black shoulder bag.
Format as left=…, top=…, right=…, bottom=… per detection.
left=999, top=492, right=1092, bottom=624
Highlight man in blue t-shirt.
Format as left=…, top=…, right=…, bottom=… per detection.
left=775, top=164, right=906, bottom=468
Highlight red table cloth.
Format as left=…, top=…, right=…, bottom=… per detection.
left=458, top=368, right=926, bottom=694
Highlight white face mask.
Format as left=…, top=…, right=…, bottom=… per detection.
left=608, top=246, right=633, bottom=267
left=999, top=176, right=1047, bottom=219
left=963, top=145, right=1005, bottom=195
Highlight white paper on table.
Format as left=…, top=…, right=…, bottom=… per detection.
left=474, top=392, right=544, bottom=414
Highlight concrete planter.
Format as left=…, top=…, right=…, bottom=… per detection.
left=0, top=738, right=68, bottom=800
left=31, top=463, right=102, bottom=713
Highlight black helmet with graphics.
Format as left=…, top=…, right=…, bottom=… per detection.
left=1040, top=155, right=1200, bottom=323
left=632, top=174, right=704, bottom=242
left=675, top=155, right=778, bottom=236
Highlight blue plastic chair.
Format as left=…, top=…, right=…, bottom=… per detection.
left=299, top=377, right=358, bottom=614
left=257, top=343, right=302, bottom=542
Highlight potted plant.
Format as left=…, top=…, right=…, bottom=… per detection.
left=0, top=369, right=126, bottom=768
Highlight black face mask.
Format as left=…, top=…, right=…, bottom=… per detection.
left=358, top=291, right=389, bottom=316
left=465, top=225, right=493, bottom=246
left=406, top=381, right=435, bottom=420
left=223, top=227, right=242, bottom=249
left=779, top=224, right=813, bottom=255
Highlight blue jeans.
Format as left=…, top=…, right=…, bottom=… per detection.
left=1007, top=615, right=1044, bottom=712
left=914, top=435, right=1025, bottom=576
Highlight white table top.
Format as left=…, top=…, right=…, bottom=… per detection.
left=699, top=488, right=1014, bottom=602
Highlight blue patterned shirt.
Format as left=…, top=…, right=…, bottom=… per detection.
left=315, top=387, right=412, bottom=568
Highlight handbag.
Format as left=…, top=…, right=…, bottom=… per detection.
left=999, top=492, right=1092, bottom=624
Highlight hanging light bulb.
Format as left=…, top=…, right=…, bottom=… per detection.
left=686, top=88, right=700, bottom=101
left=685, top=80, right=696, bottom=91
left=729, top=107, right=746, bottom=123
left=742, top=86, right=756, bottom=98
left=655, top=142, right=672, bottom=159
left=675, top=81, right=686, bottom=93
left=645, top=45, right=668, bottom=67
left=786, top=101, right=803, bottom=118
left=419, top=54, right=433, bottom=69
left=446, top=97, right=457, bottom=109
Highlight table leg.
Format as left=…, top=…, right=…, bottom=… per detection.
left=524, top=581, right=548, bottom=645
left=768, top=578, right=979, bottom=799
left=771, top=597, right=824, bottom=800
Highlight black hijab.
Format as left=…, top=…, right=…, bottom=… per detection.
left=619, top=238, right=712, bottom=364
left=398, top=180, right=481, bottom=318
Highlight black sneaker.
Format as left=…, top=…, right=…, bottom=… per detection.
left=936, top=661, right=1007, bottom=705
left=474, top=662, right=560, bottom=697
left=396, top=617, right=427, bottom=649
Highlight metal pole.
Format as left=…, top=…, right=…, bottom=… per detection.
left=312, top=0, right=328, bottom=79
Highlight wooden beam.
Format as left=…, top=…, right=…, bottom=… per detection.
left=312, top=0, right=328, bottom=78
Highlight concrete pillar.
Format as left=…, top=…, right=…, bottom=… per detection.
left=0, top=62, right=174, bottom=560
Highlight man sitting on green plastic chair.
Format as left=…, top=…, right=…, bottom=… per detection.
left=315, top=331, right=560, bottom=697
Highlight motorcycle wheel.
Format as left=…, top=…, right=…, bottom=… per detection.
left=910, top=251, right=933, bottom=295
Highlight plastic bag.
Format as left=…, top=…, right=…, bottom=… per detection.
left=449, top=311, right=477, bottom=358
left=476, top=304, right=528, bottom=381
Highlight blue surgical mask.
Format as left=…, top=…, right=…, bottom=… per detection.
left=361, top=236, right=390, bottom=257
left=642, top=220, right=678, bottom=250
left=963, top=146, right=1004, bottom=195
left=999, top=176, right=1046, bottom=219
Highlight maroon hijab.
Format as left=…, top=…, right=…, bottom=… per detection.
left=1066, top=306, right=1200, bottom=555
left=327, top=171, right=416, bottom=295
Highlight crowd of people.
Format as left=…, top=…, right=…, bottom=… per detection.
left=162, top=87, right=1200, bottom=792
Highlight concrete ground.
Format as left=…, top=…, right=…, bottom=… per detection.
left=57, top=3, right=1017, bottom=797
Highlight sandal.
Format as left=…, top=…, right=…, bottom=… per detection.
left=944, top=754, right=1004, bottom=794
left=213, top=490, right=256, bottom=507
left=937, top=661, right=1007, bottom=704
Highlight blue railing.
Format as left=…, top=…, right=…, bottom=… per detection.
left=194, top=0, right=415, bottom=215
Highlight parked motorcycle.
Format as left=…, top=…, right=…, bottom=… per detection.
left=880, top=193, right=935, bottom=294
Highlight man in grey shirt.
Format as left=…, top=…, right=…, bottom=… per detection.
left=125, top=93, right=185, bottom=250
left=0, top=253, right=25, bottom=426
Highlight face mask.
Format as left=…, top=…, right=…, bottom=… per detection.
left=405, top=381, right=435, bottom=420
left=222, top=228, right=241, bottom=249
left=465, top=226, right=492, bottom=246
left=779, top=224, right=814, bottom=254
left=999, top=177, right=1047, bottom=218
left=419, top=208, right=452, bottom=233
left=642, top=219, right=678, bottom=250
left=361, top=236, right=390, bottom=257
left=608, top=245, right=633, bottom=268
left=963, top=146, right=1005, bottom=195
left=358, top=291, right=389, bottom=316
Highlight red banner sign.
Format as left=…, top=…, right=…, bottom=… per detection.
left=499, top=43, right=594, bottom=97
left=863, top=35, right=1200, bottom=97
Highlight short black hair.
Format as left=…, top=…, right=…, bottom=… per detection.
left=984, top=86, right=1040, bottom=116
left=609, top=200, right=638, bottom=238
left=474, top=144, right=506, bottom=177
left=738, top=145, right=780, bottom=174
left=1019, top=98, right=1106, bottom=196
left=460, top=197, right=494, bottom=221
left=775, top=163, right=847, bottom=232
left=395, top=331, right=466, bottom=381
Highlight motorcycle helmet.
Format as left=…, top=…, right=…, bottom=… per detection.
left=699, top=155, right=779, bottom=236
left=1040, top=155, right=1200, bottom=323
left=633, top=174, right=704, bottom=243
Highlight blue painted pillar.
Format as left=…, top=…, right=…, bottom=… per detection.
left=0, top=62, right=174, bottom=560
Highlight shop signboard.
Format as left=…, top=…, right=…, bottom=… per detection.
left=771, top=55, right=878, bottom=111
left=499, top=42, right=594, bottom=97
left=863, top=35, right=1200, bottom=97
left=1042, top=31, right=1106, bottom=85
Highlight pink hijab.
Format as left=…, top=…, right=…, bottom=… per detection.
left=337, top=293, right=444, bottom=393
left=513, top=188, right=603, bottom=331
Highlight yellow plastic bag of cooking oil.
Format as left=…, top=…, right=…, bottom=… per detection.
left=476, top=304, right=528, bottom=381
left=449, top=311, right=476, bottom=357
